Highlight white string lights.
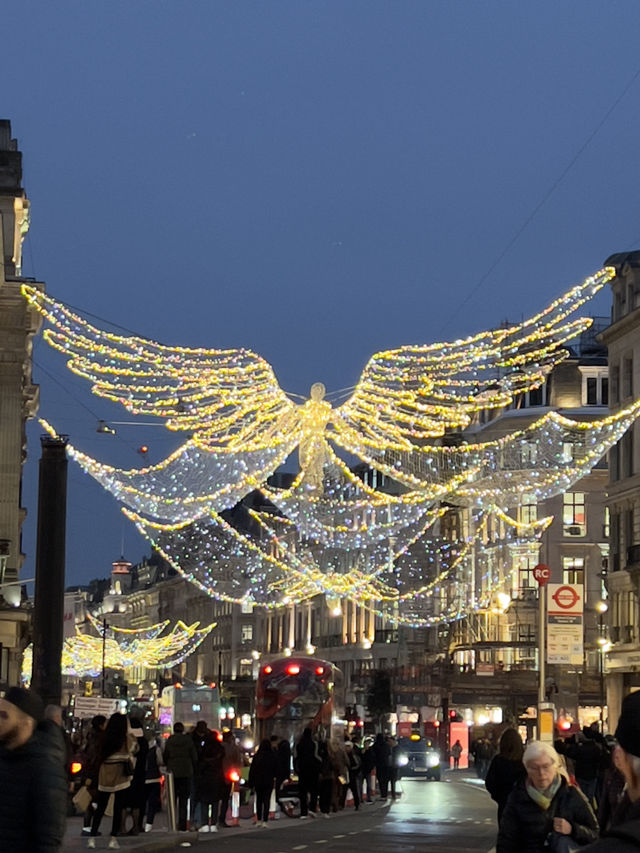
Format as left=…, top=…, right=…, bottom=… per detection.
left=23, top=265, right=639, bottom=625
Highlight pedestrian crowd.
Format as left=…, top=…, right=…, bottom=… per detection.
left=10, top=680, right=640, bottom=853
left=485, top=691, right=640, bottom=852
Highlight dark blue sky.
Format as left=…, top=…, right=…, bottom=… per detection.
left=5, top=2, right=640, bottom=587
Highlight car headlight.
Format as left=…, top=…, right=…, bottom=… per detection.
left=426, top=753, right=440, bottom=768
left=397, top=754, right=409, bottom=766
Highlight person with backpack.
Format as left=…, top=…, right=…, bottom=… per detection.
left=87, top=712, right=136, bottom=848
left=341, top=741, right=361, bottom=809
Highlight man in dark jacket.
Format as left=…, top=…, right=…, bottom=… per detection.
left=564, top=731, right=602, bottom=805
left=0, top=686, right=68, bottom=852
left=164, top=721, right=197, bottom=831
left=583, top=691, right=640, bottom=851
left=294, top=728, right=321, bottom=817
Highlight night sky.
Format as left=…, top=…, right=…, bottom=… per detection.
left=5, top=2, right=640, bottom=588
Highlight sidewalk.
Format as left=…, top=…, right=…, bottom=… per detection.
left=63, top=816, right=187, bottom=852
left=63, top=807, right=316, bottom=850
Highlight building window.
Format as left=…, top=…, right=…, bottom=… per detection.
left=517, top=555, right=536, bottom=591
left=563, top=492, right=586, bottom=536
left=441, top=510, right=461, bottom=542
left=610, top=443, right=620, bottom=482
left=625, top=507, right=635, bottom=552
left=611, top=365, right=620, bottom=404
left=518, top=496, right=537, bottom=526
left=562, top=442, right=574, bottom=463
left=521, top=442, right=538, bottom=466
left=583, top=372, right=609, bottom=406
left=241, top=623, right=253, bottom=642
left=528, top=385, right=545, bottom=407
left=238, top=659, right=253, bottom=678
left=623, top=357, right=634, bottom=399
left=623, top=428, right=634, bottom=479
left=604, top=507, right=610, bottom=539
left=562, top=556, right=584, bottom=586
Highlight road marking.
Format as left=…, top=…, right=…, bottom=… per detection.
left=293, top=846, right=308, bottom=850
left=348, top=831, right=358, bottom=835
left=314, top=840, right=328, bottom=844
left=333, top=834, right=345, bottom=838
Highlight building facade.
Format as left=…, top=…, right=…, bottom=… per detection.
left=0, top=120, right=44, bottom=689
left=600, top=251, right=640, bottom=731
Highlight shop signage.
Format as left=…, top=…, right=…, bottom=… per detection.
left=73, top=696, right=120, bottom=719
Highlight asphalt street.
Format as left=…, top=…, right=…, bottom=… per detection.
left=161, top=774, right=498, bottom=853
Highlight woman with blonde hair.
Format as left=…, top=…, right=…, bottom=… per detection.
left=497, top=741, right=598, bottom=852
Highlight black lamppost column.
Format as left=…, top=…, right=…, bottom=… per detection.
left=31, top=434, right=68, bottom=706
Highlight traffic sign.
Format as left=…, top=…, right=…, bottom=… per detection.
left=550, top=585, right=580, bottom=610
left=533, top=564, right=551, bottom=585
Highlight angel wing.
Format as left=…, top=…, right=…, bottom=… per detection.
left=332, top=266, right=614, bottom=453
left=22, top=285, right=297, bottom=451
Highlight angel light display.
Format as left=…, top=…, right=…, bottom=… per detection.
left=22, top=266, right=640, bottom=622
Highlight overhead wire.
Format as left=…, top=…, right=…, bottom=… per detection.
left=437, top=61, right=640, bottom=337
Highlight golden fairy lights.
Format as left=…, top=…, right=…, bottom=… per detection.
left=22, top=619, right=216, bottom=681
left=22, top=265, right=640, bottom=624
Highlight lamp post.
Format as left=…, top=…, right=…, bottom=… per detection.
left=595, top=600, right=608, bottom=732
left=101, top=618, right=108, bottom=698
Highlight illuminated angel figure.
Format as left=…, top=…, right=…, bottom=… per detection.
left=22, top=266, right=625, bottom=523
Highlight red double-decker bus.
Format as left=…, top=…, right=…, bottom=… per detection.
left=255, top=657, right=344, bottom=744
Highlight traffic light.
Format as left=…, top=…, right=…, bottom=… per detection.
left=449, top=709, right=462, bottom=723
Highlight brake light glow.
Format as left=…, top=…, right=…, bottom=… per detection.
left=286, top=664, right=300, bottom=675
left=315, top=666, right=324, bottom=675
left=70, top=761, right=82, bottom=775
left=264, top=665, right=272, bottom=674
left=228, top=769, right=240, bottom=783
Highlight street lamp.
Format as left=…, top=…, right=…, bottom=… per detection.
left=595, top=600, right=608, bottom=731
left=101, top=618, right=108, bottom=698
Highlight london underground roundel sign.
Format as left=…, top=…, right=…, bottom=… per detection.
left=550, top=585, right=580, bottom=610
left=533, top=564, right=551, bottom=586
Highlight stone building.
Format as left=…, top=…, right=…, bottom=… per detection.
left=442, top=320, right=610, bottom=732
left=0, top=120, right=44, bottom=688
left=599, top=251, right=640, bottom=730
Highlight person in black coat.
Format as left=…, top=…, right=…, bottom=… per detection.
left=294, top=728, right=321, bottom=817
left=360, top=739, right=376, bottom=802
left=0, top=687, right=68, bottom=853
left=195, top=729, right=226, bottom=832
left=248, top=739, right=278, bottom=826
left=564, top=731, right=603, bottom=806
left=485, top=728, right=527, bottom=824
left=497, top=741, right=598, bottom=853
left=275, top=737, right=291, bottom=806
left=582, top=691, right=640, bottom=851
left=372, top=733, right=391, bottom=799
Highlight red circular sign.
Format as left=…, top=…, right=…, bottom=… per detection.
left=551, top=585, right=580, bottom=609
left=533, top=564, right=551, bottom=585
